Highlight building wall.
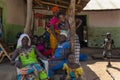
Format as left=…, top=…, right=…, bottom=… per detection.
left=0, top=0, right=26, bottom=43
left=6, top=0, right=26, bottom=25
left=79, top=10, right=120, bottom=48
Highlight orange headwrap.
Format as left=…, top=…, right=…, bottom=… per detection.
left=51, top=6, right=59, bottom=12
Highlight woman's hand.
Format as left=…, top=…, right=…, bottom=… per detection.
left=15, top=60, right=22, bottom=68
left=20, top=68, right=30, bottom=75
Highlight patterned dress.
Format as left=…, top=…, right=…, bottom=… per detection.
left=63, top=63, right=83, bottom=80
left=103, top=38, right=114, bottom=57
left=48, top=41, right=70, bottom=78
left=17, top=47, right=48, bottom=80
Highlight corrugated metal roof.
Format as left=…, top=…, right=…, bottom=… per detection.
left=83, top=0, right=120, bottom=10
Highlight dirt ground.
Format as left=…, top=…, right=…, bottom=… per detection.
left=81, top=58, right=120, bottom=80
left=0, top=56, right=120, bottom=80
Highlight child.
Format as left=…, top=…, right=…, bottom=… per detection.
left=31, top=35, right=38, bottom=47
left=36, top=36, right=44, bottom=53
left=102, top=32, right=115, bottom=57
left=63, top=54, right=83, bottom=80
left=42, top=41, right=52, bottom=58
left=58, top=12, right=70, bottom=31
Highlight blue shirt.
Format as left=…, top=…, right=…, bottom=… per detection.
left=54, top=41, right=70, bottom=58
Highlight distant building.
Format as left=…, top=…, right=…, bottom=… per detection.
left=77, top=0, right=120, bottom=48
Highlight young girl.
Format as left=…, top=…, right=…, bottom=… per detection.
left=31, top=35, right=38, bottom=47
left=102, top=32, right=115, bottom=57
left=63, top=54, right=83, bottom=80
left=36, top=36, right=44, bottom=53
left=42, top=41, right=52, bottom=58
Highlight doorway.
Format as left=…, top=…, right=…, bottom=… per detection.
left=76, top=15, right=88, bottom=47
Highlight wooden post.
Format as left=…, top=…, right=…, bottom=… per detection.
left=68, top=0, right=76, bottom=53
left=24, top=0, right=33, bottom=34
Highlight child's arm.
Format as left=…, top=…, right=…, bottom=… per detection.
left=77, top=67, right=83, bottom=76
left=111, top=39, right=115, bottom=48
left=50, top=48, right=70, bottom=60
left=101, top=39, right=106, bottom=48
left=63, top=63, right=67, bottom=70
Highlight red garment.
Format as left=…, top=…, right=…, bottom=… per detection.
left=36, top=44, right=44, bottom=53
left=42, top=48, right=52, bottom=57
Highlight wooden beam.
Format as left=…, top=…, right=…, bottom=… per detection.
left=82, top=0, right=90, bottom=2
left=34, top=0, right=85, bottom=11
left=34, top=0, right=68, bottom=9
left=69, top=0, right=76, bottom=53
left=58, top=0, right=82, bottom=9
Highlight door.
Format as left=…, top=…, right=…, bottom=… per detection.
left=76, top=15, right=88, bottom=47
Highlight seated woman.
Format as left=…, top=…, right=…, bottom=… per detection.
left=11, top=33, right=48, bottom=80
left=63, top=54, right=83, bottom=80
left=42, top=30, right=70, bottom=79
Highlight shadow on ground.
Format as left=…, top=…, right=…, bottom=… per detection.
left=81, top=61, right=100, bottom=80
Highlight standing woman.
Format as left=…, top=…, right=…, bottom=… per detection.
left=46, top=6, right=60, bottom=55
left=11, top=34, right=48, bottom=80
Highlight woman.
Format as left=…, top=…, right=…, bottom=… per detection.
left=11, top=33, right=48, bottom=80
left=46, top=6, right=60, bottom=55
left=43, top=31, right=71, bottom=79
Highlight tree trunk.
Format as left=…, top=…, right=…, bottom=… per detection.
left=24, top=0, right=33, bottom=34
left=68, top=0, right=76, bottom=53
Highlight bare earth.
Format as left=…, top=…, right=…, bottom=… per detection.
left=81, top=58, right=120, bottom=80
left=0, top=57, right=120, bottom=80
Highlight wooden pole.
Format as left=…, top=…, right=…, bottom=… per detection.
left=24, top=0, right=33, bottom=34
left=69, top=0, right=76, bottom=53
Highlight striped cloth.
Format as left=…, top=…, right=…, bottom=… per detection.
left=74, top=34, right=80, bottom=65
left=65, top=31, right=80, bottom=65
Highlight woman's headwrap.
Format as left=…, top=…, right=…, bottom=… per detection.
left=51, top=6, right=59, bottom=13
left=60, top=30, right=68, bottom=37
left=16, top=33, right=31, bottom=48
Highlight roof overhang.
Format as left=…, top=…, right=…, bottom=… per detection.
left=84, top=0, right=120, bottom=11
left=33, top=0, right=90, bottom=12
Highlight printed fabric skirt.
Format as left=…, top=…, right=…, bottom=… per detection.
left=17, top=63, right=48, bottom=80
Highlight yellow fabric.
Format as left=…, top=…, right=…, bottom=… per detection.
left=48, top=29, right=60, bottom=55
left=63, top=63, right=83, bottom=79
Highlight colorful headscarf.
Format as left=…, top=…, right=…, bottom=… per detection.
left=16, top=33, right=31, bottom=48
left=51, top=6, right=59, bottom=12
